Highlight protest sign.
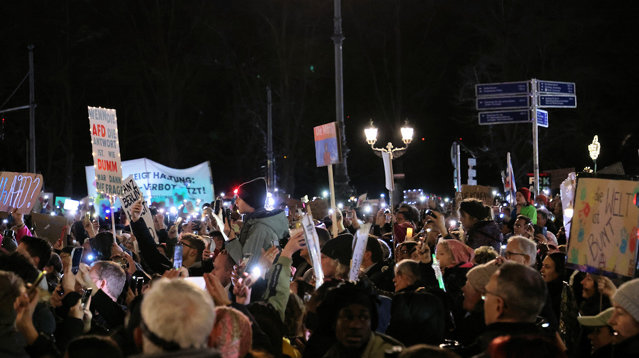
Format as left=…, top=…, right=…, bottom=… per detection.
left=86, top=158, right=213, bottom=211
left=31, top=212, right=68, bottom=245
left=308, top=198, right=328, bottom=221
left=313, top=122, right=341, bottom=167
left=460, top=184, right=494, bottom=206
left=88, top=106, right=122, bottom=196
left=0, top=172, right=44, bottom=214
left=567, top=176, right=639, bottom=277
left=120, top=176, right=158, bottom=243
left=349, top=223, right=372, bottom=282
left=301, top=208, right=324, bottom=289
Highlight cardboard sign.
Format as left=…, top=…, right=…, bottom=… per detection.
left=88, top=106, right=122, bottom=196
left=567, top=177, right=639, bottom=277
left=301, top=209, right=324, bottom=289
left=313, top=122, right=341, bottom=167
left=120, top=176, right=158, bottom=243
left=308, top=198, right=328, bottom=221
left=0, top=172, right=44, bottom=214
left=31, top=213, right=68, bottom=245
left=460, top=184, right=494, bottom=206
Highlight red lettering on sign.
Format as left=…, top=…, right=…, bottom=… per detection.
left=92, top=124, right=106, bottom=137
left=97, top=159, right=119, bottom=173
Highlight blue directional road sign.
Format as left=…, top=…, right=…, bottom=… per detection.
left=536, top=109, right=548, bottom=128
left=478, top=110, right=531, bottom=125
left=537, top=80, right=576, bottom=95
left=476, top=95, right=530, bottom=110
left=475, top=81, right=529, bottom=97
left=538, top=95, right=577, bottom=108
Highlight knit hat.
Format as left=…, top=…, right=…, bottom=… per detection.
left=212, top=306, right=252, bottom=358
left=517, top=187, right=533, bottom=205
left=237, top=177, right=267, bottom=209
left=577, top=307, right=614, bottom=327
left=321, top=236, right=353, bottom=265
left=612, top=278, right=639, bottom=323
left=466, top=260, right=500, bottom=292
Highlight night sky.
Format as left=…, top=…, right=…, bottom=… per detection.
left=1, top=1, right=638, bottom=202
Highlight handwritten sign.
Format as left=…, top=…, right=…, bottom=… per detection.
left=349, top=223, right=372, bottom=281
left=460, top=185, right=494, bottom=206
left=313, top=122, right=341, bottom=167
left=301, top=209, right=324, bottom=289
left=0, top=172, right=44, bottom=214
left=88, top=106, right=122, bottom=196
left=120, top=175, right=158, bottom=243
left=567, top=177, right=639, bottom=277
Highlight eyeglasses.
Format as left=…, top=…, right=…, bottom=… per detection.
left=181, top=242, right=195, bottom=250
left=504, top=251, right=527, bottom=259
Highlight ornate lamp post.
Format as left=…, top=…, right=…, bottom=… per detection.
left=364, top=120, right=414, bottom=211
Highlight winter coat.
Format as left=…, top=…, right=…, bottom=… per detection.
left=465, top=220, right=503, bottom=251
left=386, top=284, right=446, bottom=346
left=226, top=209, right=289, bottom=266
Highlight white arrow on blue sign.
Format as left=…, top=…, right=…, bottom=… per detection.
left=475, top=81, right=529, bottom=97
left=538, top=95, right=577, bottom=108
left=537, top=80, right=576, bottom=95
left=478, top=110, right=531, bottom=125
left=476, top=95, right=530, bottom=110
left=536, top=109, right=548, bottom=128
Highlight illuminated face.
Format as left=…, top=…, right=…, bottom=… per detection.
left=513, top=219, right=528, bottom=236
left=335, top=304, right=372, bottom=349
left=212, top=254, right=232, bottom=287
left=459, top=211, right=476, bottom=230
left=540, top=256, right=559, bottom=283
left=235, top=197, right=252, bottom=214
left=435, top=242, right=455, bottom=269
left=505, top=240, right=529, bottom=266
left=515, top=192, right=526, bottom=205
left=393, top=271, right=411, bottom=292
left=608, top=305, right=639, bottom=339
left=483, top=274, right=503, bottom=325
left=587, top=326, right=614, bottom=350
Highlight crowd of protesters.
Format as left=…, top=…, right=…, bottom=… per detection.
left=1, top=178, right=638, bottom=358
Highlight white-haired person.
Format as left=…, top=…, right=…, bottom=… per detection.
left=134, top=278, right=221, bottom=356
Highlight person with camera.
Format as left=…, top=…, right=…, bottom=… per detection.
left=225, top=178, right=289, bottom=268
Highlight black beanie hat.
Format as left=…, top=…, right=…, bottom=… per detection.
left=237, top=177, right=267, bottom=209
left=321, top=236, right=353, bottom=266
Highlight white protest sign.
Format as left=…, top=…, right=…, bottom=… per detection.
left=120, top=176, right=158, bottom=244
left=349, top=223, right=372, bottom=282
left=0, top=172, right=44, bottom=214
left=301, top=209, right=324, bottom=289
left=88, top=106, right=122, bottom=196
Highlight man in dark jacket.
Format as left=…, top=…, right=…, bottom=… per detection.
left=225, top=178, right=289, bottom=267
left=386, top=259, right=445, bottom=346
left=464, top=262, right=557, bottom=357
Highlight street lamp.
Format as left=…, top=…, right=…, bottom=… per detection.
left=588, top=135, right=601, bottom=173
left=364, top=119, right=414, bottom=211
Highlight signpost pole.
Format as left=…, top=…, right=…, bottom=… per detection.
left=109, top=195, right=116, bottom=242
left=327, top=164, right=338, bottom=237
left=531, top=78, right=540, bottom=197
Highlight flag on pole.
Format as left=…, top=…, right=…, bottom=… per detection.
left=504, top=152, right=517, bottom=205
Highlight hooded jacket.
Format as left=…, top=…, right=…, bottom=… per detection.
left=465, top=220, right=503, bottom=251
left=226, top=209, right=289, bottom=266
